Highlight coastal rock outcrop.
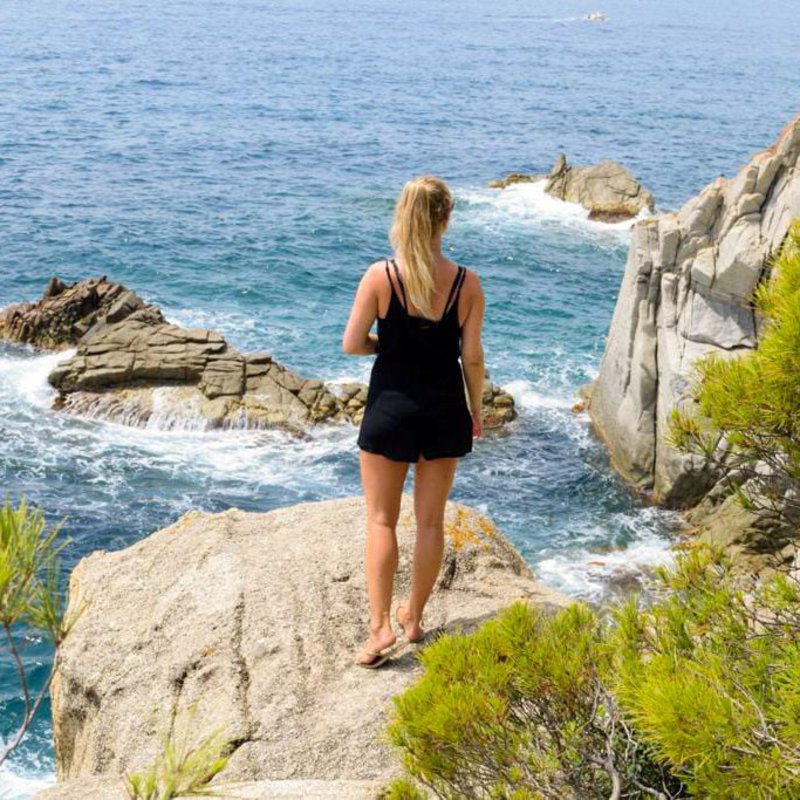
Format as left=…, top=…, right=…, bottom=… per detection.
left=490, top=155, right=655, bottom=222
left=47, top=315, right=343, bottom=431
left=544, top=154, right=655, bottom=222
left=38, top=495, right=568, bottom=798
left=1, top=277, right=518, bottom=432
left=0, top=275, right=164, bottom=350
left=586, top=114, right=800, bottom=508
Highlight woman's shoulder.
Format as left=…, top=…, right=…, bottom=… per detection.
left=365, top=257, right=391, bottom=275
left=457, top=264, right=482, bottom=291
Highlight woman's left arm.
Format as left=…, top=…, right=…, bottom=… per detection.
left=342, top=263, right=380, bottom=355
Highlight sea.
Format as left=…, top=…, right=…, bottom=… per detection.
left=1, top=0, right=799, bottom=794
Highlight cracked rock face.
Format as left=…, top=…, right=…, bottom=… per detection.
left=47, top=314, right=344, bottom=432
left=0, top=276, right=165, bottom=350
left=1, top=276, right=517, bottom=432
left=587, top=114, right=800, bottom=507
left=44, top=495, right=568, bottom=793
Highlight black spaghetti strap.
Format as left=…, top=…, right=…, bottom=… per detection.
left=385, top=258, right=400, bottom=307
left=390, top=259, right=409, bottom=311
left=442, top=265, right=464, bottom=317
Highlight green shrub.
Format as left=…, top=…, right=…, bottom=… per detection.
left=0, top=494, right=84, bottom=766
left=377, top=778, right=429, bottom=800
left=385, top=600, right=676, bottom=798
left=609, top=543, right=800, bottom=798
left=124, top=704, right=238, bottom=800
left=666, top=218, right=800, bottom=534
left=385, top=545, right=800, bottom=798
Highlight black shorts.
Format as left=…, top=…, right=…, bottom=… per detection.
left=357, top=387, right=473, bottom=463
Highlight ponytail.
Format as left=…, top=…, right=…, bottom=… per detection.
left=388, top=176, right=453, bottom=320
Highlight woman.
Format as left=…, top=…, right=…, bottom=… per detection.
left=341, top=175, right=486, bottom=668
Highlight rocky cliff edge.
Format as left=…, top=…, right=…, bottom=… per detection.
left=586, top=114, right=800, bottom=508
left=34, top=495, right=568, bottom=799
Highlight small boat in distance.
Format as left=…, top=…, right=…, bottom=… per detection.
left=586, top=11, right=607, bottom=21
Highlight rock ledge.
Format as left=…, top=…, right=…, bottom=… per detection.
left=37, top=495, right=568, bottom=798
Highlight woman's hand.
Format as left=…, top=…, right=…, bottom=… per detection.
left=472, top=410, right=483, bottom=439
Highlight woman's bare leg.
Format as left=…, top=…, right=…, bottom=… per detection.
left=357, top=450, right=410, bottom=663
left=397, top=455, right=458, bottom=641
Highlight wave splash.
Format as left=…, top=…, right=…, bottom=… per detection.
left=458, top=180, right=651, bottom=240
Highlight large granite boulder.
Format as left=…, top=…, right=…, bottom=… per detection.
left=544, top=154, right=655, bottom=222
left=1, top=276, right=517, bottom=432
left=489, top=156, right=654, bottom=222
left=36, top=495, right=568, bottom=799
left=586, top=114, right=800, bottom=507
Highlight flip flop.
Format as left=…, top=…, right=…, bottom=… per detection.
left=394, top=599, right=425, bottom=644
left=354, top=642, right=397, bottom=669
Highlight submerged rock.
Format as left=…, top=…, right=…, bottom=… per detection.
left=39, top=495, right=567, bottom=797
left=488, top=171, right=548, bottom=189
left=586, top=114, right=800, bottom=508
left=1, top=276, right=517, bottom=432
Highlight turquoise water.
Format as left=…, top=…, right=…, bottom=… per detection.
left=1, top=0, right=799, bottom=794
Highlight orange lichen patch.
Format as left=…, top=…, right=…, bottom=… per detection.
left=445, top=506, right=498, bottom=552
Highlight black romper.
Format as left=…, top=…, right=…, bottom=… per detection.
left=357, top=258, right=473, bottom=462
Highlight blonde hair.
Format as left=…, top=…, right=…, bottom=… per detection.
left=389, top=175, right=453, bottom=320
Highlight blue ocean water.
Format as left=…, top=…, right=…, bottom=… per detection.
left=1, top=0, right=799, bottom=794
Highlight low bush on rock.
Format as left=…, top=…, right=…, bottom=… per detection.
left=124, top=705, right=237, bottom=800
left=383, top=544, right=800, bottom=799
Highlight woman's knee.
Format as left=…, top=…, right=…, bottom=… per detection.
left=367, top=509, right=400, bottom=529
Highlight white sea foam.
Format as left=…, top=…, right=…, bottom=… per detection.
left=162, top=307, right=258, bottom=339
left=0, top=735, right=56, bottom=800
left=502, top=378, right=575, bottom=411
left=0, top=768, right=56, bottom=800
left=0, top=347, right=359, bottom=504
left=500, top=376, right=597, bottom=449
left=534, top=514, right=680, bottom=600
left=0, top=349, right=73, bottom=410
left=458, top=180, right=649, bottom=242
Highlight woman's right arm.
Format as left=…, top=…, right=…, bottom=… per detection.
left=460, top=270, right=485, bottom=438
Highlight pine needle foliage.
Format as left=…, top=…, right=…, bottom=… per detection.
left=124, top=706, right=239, bottom=800
left=0, top=494, right=84, bottom=766
left=665, top=219, right=800, bottom=532
left=385, top=601, right=677, bottom=799
left=385, top=545, right=800, bottom=799
left=608, top=543, right=800, bottom=798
